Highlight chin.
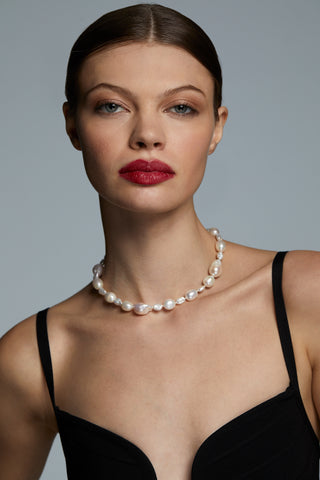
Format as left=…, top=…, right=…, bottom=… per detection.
left=100, top=190, right=191, bottom=216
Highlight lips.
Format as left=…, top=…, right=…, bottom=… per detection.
left=119, top=159, right=175, bottom=185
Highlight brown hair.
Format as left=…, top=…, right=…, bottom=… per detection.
left=65, top=3, right=222, bottom=119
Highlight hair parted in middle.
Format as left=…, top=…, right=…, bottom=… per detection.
left=65, top=3, right=223, bottom=119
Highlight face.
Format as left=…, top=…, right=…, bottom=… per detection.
left=64, top=42, right=227, bottom=215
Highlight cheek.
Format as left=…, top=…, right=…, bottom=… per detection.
left=169, top=128, right=213, bottom=198
left=79, top=125, right=111, bottom=156
left=77, top=128, right=116, bottom=195
left=78, top=122, right=117, bottom=171
left=173, top=124, right=213, bottom=171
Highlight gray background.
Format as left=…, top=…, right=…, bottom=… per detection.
left=1, top=0, right=319, bottom=477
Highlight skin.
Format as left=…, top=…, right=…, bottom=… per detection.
left=0, top=42, right=320, bottom=480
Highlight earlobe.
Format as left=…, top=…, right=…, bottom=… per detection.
left=62, top=102, right=82, bottom=151
left=208, top=140, right=217, bottom=156
left=208, top=106, right=228, bottom=155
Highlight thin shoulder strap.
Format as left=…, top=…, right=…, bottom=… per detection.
left=272, top=251, right=299, bottom=390
left=36, top=308, right=55, bottom=408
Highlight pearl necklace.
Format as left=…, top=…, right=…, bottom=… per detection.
left=92, top=227, right=225, bottom=316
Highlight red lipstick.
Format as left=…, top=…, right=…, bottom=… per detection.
left=119, top=160, right=175, bottom=185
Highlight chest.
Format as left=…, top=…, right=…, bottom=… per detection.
left=54, top=295, right=293, bottom=479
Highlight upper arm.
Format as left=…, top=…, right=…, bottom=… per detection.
left=0, top=315, right=57, bottom=480
left=283, top=250, right=320, bottom=422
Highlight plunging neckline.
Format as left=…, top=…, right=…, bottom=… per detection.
left=55, top=384, right=294, bottom=479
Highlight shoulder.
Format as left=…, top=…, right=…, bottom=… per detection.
left=0, top=299, right=84, bottom=430
left=223, top=241, right=276, bottom=286
left=282, top=250, right=320, bottom=313
left=0, top=313, right=54, bottom=425
left=0, top=314, right=60, bottom=473
left=0, top=284, right=97, bottom=388
left=0, top=314, right=37, bottom=382
left=281, top=250, right=320, bottom=365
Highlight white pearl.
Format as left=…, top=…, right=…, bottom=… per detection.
left=153, top=304, right=163, bottom=312
left=121, top=301, right=134, bottom=312
left=133, top=303, right=152, bottom=315
left=209, top=259, right=222, bottom=276
left=207, top=227, right=220, bottom=237
left=105, top=292, right=117, bottom=303
left=216, top=239, right=226, bottom=252
left=93, top=278, right=104, bottom=290
left=163, top=299, right=176, bottom=310
left=92, top=264, right=103, bottom=276
left=212, top=266, right=222, bottom=278
left=203, top=275, right=215, bottom=288
left=185, top=289, right=198, bottom=301
left=211, top=259, right=222, bottom=267
left=92, top=228, right=225, bottom=314
left=176, top=297, right=186, bottom=305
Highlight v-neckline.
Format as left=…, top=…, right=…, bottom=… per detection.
left=55, top=384, right=293, bottom=479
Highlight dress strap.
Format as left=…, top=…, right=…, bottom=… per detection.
left=36, top=308, right=55, bottom=408
left=272, top=251, right=299, bottom=390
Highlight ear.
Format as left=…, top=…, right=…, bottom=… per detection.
left=208, top=106, right=228, bottom=155
left=62, top=102, right=82, bottom=151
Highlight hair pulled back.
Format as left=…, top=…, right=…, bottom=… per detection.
left=65, top=3, right=222, bottom=119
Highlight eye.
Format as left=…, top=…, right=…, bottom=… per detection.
left=96, top=102, right=125, bottom=114
left=169, top=104, right=195, bottom=115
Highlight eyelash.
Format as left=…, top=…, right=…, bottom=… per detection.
left=167, top=103, right=196, bottom=116
left=95, top=102, right=125, bottom=114
left=95, top=101, right=197, bottom=116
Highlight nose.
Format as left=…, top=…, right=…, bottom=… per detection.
left=129, top=111, right=165, bottom=151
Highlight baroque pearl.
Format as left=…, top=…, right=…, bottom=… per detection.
left=133, top=303, right=152, bottom=315
left=93, top=277, right=104, bottom=290
left=209, top=259, right=222, bottom=277
left=92, top=263, right=103, bottom=276
left=203, top=275, right=215, bottom=288
left=216, top=239, right=226, bottom=252
left=186, top=289, right=198, bottom=301
left=105, top=292, right=117, bottom=303
left=153, top=304, right=163, bottom=312
left=121, top=301, right=134, bottom=312
left=92, top=227, right=225, bottom=316
left=176, top=297, right=186, bottom=304
left=207, top=227, right=220, bottom=237
left=163, top=299, right=176, bottom=310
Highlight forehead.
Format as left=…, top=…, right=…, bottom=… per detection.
left=77, top=42, right=214, bottom=100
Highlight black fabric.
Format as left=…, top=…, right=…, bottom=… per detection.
left=272, top=251, right=299, bottom=390
left=36, top=307, right=55, bottom=407
left=36, top=251, right=320, bottom=478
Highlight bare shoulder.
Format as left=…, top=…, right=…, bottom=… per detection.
left=282, top=250, right=320, bottom=314
left=0, top=315, right=37, bottom=388
left=230, top=245, right=320, bottom=305
left=0, top=289, right=92, bottom=400
left=224, top=240, right=276, bottom=286
left=0, top=285, right=91, bottom=418
left=281, top=250, right=320, bottom=365
left=0, top=313, right=60, bottom=477
left=0, top=313, right=50, bottom=420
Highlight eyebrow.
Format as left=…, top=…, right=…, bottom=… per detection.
left=83, top=82, right=206, bottom=100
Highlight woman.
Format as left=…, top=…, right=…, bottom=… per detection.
left=0, top=3, right=319, bottom=479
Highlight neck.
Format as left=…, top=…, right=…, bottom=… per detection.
left=98, top=198, right=217, bottom=305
